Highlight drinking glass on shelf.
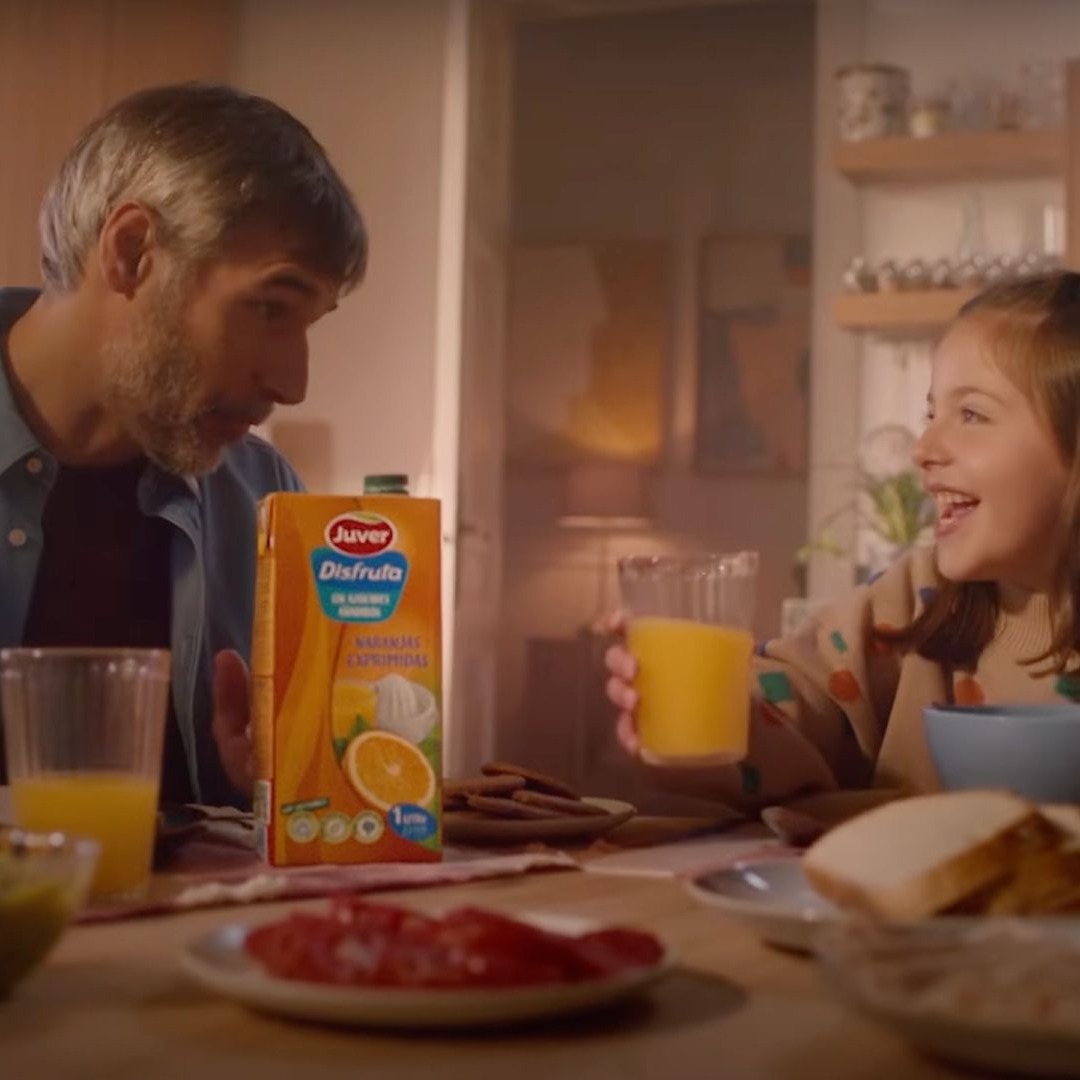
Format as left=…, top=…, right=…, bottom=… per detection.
left=1019, top=60, right=1064, bottom=131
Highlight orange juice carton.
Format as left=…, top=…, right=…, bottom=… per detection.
left=251, top=493, right=442, bottom=866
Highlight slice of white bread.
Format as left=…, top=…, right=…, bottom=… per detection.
left=803, top=790, right=1059, bottom=919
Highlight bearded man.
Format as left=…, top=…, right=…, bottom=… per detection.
left=0, top=83, right=366, bottom=806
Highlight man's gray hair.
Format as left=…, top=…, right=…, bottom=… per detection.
left=40, top=82, right=367, bottom=293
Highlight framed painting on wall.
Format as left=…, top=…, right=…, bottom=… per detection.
left=695, top=234, right=811, bottom=474
left=506, top=239, right=668, bottom=465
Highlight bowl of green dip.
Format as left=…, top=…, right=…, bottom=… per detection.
left=0, top=827, right=98, bottom=997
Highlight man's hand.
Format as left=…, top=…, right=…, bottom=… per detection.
left=211, top=649, right=254, bottom=796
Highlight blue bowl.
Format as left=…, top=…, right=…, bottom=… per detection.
left=924, top=704, right=1080, bottom=802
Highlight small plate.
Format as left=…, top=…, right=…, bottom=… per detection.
left=688, top=857, right=1080, bottom=956
left=443, top=797, right=636, bottom=846
left=182, top=911, right=674, bottom=1029
left=687, top=857, right=841, bottom=951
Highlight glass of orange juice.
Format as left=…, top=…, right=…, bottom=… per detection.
left=1, top=648, right=170, bottom=902
left=618, top=552, right=758, bottom=765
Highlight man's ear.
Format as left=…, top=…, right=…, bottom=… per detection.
left=98, top=202, right=157, bottom=298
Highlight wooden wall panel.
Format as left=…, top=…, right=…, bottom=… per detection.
left=106, top=0, right=239, bottom=102
left=0, top=0, right=110, bottom=282
left=0, top=0, right=238, bottom=285
left=1066, top=59, right=1080, bottom=269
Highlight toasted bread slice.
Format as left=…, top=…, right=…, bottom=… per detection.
left=803, top=790, right=1058, bottom=920
left=1039, top=803, right=1080, bottom=848
left=976, top=847, right=1080, bottom=916
left=966, top=803, right=1080, bottom=916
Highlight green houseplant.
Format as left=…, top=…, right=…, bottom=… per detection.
left=795, top=426, right=935, bottom=589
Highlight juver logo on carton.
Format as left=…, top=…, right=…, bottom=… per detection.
left=325, top=513, right=395, bottom=556
left=311, top=512, right=408, bottom=620
left=252, top=494, right=442, bottom=868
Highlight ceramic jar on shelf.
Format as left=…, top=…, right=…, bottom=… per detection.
left=836, top=63, right=910, bottom=141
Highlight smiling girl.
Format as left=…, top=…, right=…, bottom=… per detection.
left=605, top=273, right=1080, bottom=805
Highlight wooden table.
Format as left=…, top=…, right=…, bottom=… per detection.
left=0, top=863, right=966, bottom=1079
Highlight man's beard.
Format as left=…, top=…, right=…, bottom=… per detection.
left=102, top=285, right=223, bottom=477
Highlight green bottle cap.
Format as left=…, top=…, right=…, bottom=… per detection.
left=363, top=474, right=409, bottom=494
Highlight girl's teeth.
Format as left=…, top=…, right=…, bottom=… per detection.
left=936, top=492, right=979, bottom=524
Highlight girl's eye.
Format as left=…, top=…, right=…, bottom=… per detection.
left=960, top=406, right=986, bottom=423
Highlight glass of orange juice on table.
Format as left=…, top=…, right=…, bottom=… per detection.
left=618, top=552, right=758, bottom=764
left=1, top=648, right=170, bottom=901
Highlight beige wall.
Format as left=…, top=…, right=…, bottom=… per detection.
left=235, top=0, right=473, bottom=754
left=235, top=0, right=452, bottom=498
left=499, top=3, right=814, bottom=788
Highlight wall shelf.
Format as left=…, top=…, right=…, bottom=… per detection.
left=833, top=288, right=978, bottom=336
left=834, top=130, right=1064, bottom=184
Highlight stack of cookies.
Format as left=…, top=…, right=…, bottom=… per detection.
left=443, top=762, right=608, bottom=820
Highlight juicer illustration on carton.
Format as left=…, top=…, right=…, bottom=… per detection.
left=252, top=493, right=442, bottom=866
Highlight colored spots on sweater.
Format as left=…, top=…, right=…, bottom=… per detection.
left=953, top=674, right=986, bottom=706
left=869, top=623, right=898, bottom=655
left=918, top=586, right=939, bottom=609
left=866, top=570, right=885, bottom=586
left=758, top=671, right=794, bottom=704
left=830, top=630, right=848, bottom=654
left=739, top=762, right=762, bottom=797
left=1055, top=674, right=1080, bottom=702
left=828, top=668, right=862, bottom=703
left=759, top=701, right=788, bottom=727
left=754, top=639, right=771, bottom=659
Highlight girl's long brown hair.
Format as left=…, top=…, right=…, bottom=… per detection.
left=886, top=272, right=1080, bottom=673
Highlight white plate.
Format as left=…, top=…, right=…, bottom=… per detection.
left=691, top=860, right=1080, bottom=1076
left=688, top=857, right=1080, bottom=953
left=182, top=911, right=674, bottom=1030
left=817, top=920, right=1080, bottom=1078
left=833, top=986, right=1080, bottom=1078
left=443, top=797, right=636, bottom=846
left=686, top=856, right=840, bottom=951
